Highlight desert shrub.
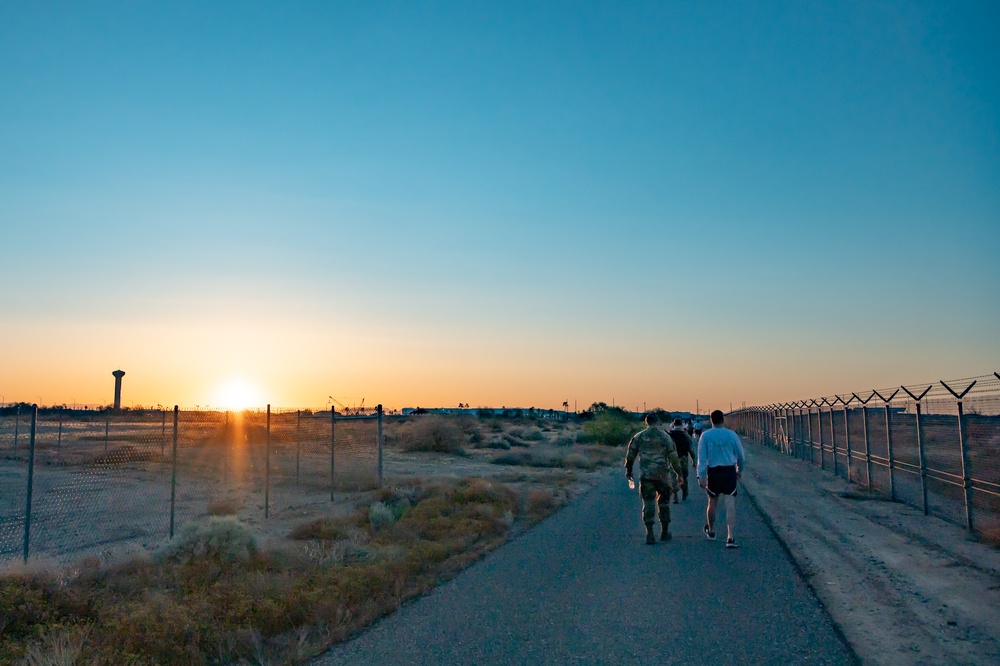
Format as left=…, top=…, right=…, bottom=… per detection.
left=397, top=416, right=466, bottom=454
left=560, top=453, right=595, bottom=469
left=574, top=430, right=595, bottom=444
left=377, top=484, right=428, bottom=508
left=289, top=518, right=347, bottom=541
left=523, top=489, right=557, bottom=524
left=520, top=427, right=545, bottom=442
left=22, top=626, right=88, bottom=666
left=582, top=411, right=639, bottom=447
left=491, top=451, right=533, bottom=466
left=368, top=502, right=397, bottom=530
left=503, top=433, right=529, bottom=448
left=553, top=433, right=576, bottom=447
left=477, top=436, right=510, bottom=450
left=577, top=444, right=623, bottom=467
left=468, top=430, right=483, bottom=445
left=398, top=478, right=518, bottom=545
left=154, top=517, right=257, bottom=566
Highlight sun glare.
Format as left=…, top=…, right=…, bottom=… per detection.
left=213, top=378, right=264, bottom=411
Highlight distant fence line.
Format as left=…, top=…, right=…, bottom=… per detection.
left=729, top=372, right=1000, bottom=537
left=0, top=405, right=383, bottom=564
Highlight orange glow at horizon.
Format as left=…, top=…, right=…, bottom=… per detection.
left=211, top=378, right=265, bottom=411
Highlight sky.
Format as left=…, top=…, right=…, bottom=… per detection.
left=1, top=1, right=998, bottom=413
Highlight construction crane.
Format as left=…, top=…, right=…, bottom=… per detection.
left=327, top=396, right=366, bottom=415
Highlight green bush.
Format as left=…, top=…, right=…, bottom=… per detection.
left=582, top=411, right=639, bottom=447
left=368, top=502, right=397, bottom=530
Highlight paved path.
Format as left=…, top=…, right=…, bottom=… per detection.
left=313, top=470, right=858, bottom=665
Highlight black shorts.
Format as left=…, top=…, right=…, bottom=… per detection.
left=706, top=465, right=738, bottom=497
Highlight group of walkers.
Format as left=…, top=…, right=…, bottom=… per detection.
left=624, top=410, right=745, bottom=548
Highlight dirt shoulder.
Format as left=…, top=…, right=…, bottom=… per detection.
left=741, top=443, right=1000, bottom=665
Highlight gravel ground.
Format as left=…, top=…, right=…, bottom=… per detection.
left=741, top=442, right=1000, bottom=665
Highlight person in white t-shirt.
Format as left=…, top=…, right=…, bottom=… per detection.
left=696, top=410, right=746, bottom=548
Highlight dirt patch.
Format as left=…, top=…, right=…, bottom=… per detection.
left=742, top=443, right=1000, bottom=665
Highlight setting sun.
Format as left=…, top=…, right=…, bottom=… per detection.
left=212, top=377, right=264, bottom=411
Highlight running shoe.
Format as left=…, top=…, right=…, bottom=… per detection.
left=703, top=524, right=715, bottom=540
left=726, top=537, right=739, bottom=549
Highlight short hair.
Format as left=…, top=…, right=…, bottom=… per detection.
left=644, top=413, right=658, bottom=425
left=710, top=410, right=724, bottom=425
left=671, top=418, right=682, bottom=426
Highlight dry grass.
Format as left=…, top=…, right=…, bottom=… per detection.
left=0, top=414, right=617, bottom=665
left=0, top=476, right=571, bottom=664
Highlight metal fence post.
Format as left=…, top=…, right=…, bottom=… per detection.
left=22, top=405, right=37, bottom=563
left=792, top=404, right=800, bottom=458
left=806, top=400, right=816, bottom=465
left=941, top=380, right=977, bottom=532
left=786, top=404, right=794, bottom=455
left=296, top=409, right=301, bottom=486
left=771, top=406, right=778, bottom=448
left=902, top=385, right=932, bottom=515
left=105, top=410, right=110, bottom=454
left=13, top=405, right=20, bottom=455
left=853, top=393, right=873, bottom=490
left=57, top=410, right=63, bottom=465
left=265, top=404, right=271, bottom=519
left=169, top=406, right=178, bottom=539
left=330, top=406, right=336, bottom=501
left=818, top=401, right=826, bottom=470
left=841, top=397, right=852, bottom=484
left=827, top=399, right=837, bottom=477
left=874, top=389, right=899, bottom=501
left=377, top=404, right=384, bottom=486
left=161, top=409, right=166, bottom=456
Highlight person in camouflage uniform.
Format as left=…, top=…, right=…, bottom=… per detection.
left=625, top=413, right=684, bottom=544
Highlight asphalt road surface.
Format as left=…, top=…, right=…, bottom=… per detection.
left=313, top=470, right=858, bottom=665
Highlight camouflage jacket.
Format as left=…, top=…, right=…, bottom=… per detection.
left=625, top=426, right=682, bottom=484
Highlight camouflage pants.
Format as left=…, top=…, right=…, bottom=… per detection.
left=639, top=478, right=672, bottom=525
left=676, top=457, right=690, bottom=499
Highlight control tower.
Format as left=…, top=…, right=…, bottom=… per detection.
left=112, top=370, right=126, bottom=410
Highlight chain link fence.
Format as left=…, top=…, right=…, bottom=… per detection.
left=729, top=373, right=1000, bottom=538
left=0, top=405, right=382, bottom=564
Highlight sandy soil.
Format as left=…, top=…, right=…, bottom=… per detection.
left=742, top=442, right=1000, bottom=665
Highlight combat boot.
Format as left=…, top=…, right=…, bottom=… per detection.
left=645, top=523, right=656, bottom=545
left=660, top=522, right=671, bottom=541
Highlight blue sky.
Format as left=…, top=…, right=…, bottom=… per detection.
left=2, top=1, right=998, bottom=411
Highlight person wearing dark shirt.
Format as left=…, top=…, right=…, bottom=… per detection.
left=667, top=419, right=696, bottom=503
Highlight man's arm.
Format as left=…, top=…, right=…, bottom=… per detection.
left=624, top=433, right=639, bottom=478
